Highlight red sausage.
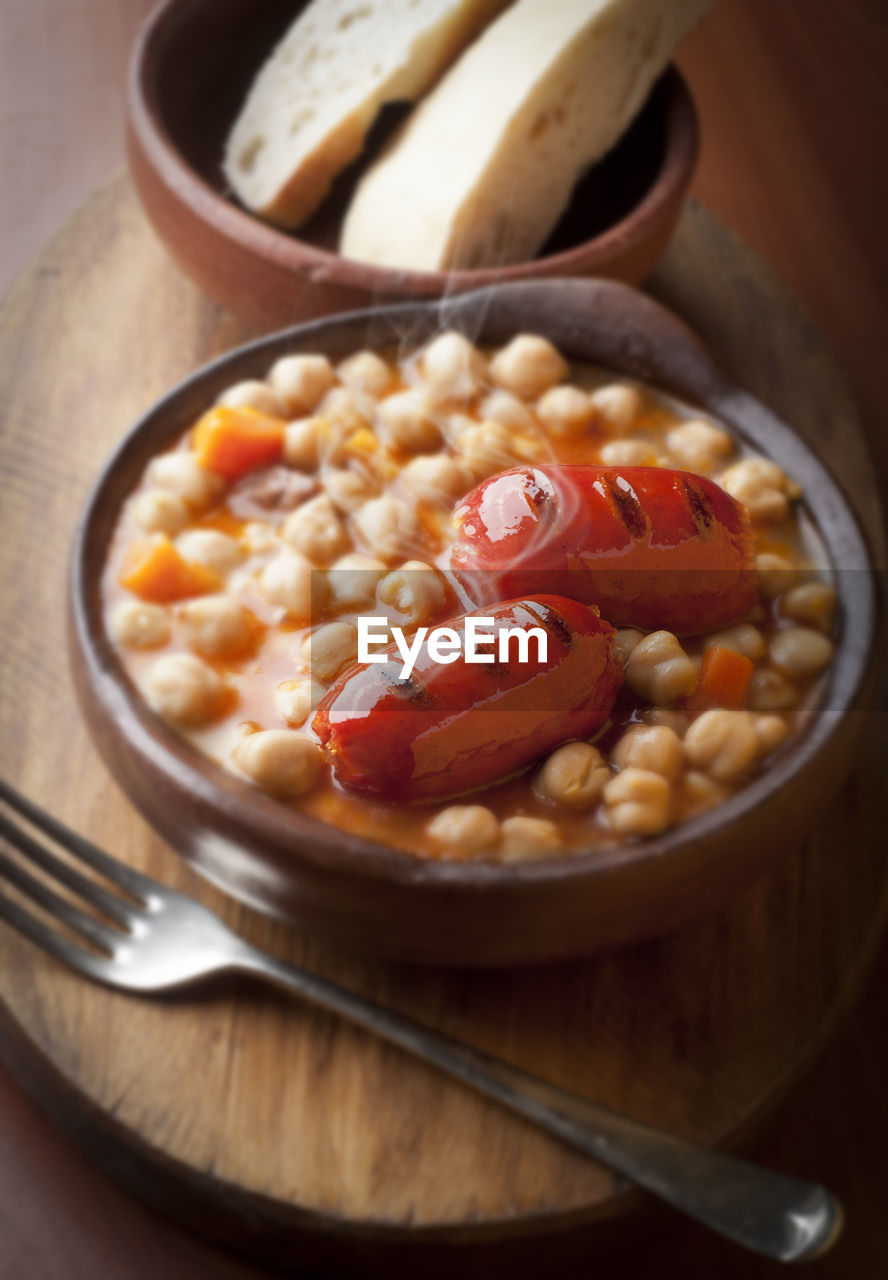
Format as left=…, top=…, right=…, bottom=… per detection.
left=313, top=595, right=621, bottom=803
left=450, top=464, right=758, bottom=634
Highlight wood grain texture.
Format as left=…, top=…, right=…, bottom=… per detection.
left=0, top=177, right=885, bottom=1277
left=0, top=0, right=887, bottom=1276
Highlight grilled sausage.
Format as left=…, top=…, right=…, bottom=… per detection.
left=450, top=464, right=758, bottom=633
left=313, top=595, right=621, bottom=802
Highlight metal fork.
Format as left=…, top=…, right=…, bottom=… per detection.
left=0, top=778, right=841, bottom=1263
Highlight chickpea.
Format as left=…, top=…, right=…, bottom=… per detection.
left=683, top=770, right=729, bottom=812
left=748, top=668, right=799, bottom=711
left=603, top=768, right=671, bottom=837
left=177, top=595, right=256, bottom=656
left=589, top=383, right=644, bottom=434
left=240, top=522, right=279, bottom=556
left=376, top=389, right=442, bottom=453
left=398, top=453, right=472, bottom=505
left=703, top=623, right=766, bottom=661
left=282, top=493, right=350, bottom=565
left=322, top=466, right=379, bottom=514
left=216, top=379, right=285, bottom=417
left=535, top=741, right=610, bottom=810
left=148, top=452, right=223, bottom=510
left=427, top=805, right=500, bottom=857
left=283, top=416, right=325, bottom=471
left=499, top=816, right=562, bottom=861
left=665, top=419, right=733, bottom=473
left=613, top=628, right=645, bottom=666
left=274, top=677, right=325, bottom=727
left=337, top=351, right=393, bottom=397
left=489, top=335, right=568, bottom=401
left=327, top=553, right=387, bottom=608
left=641, top=708, right=688, bottom=737
left=260, top=550, right=325, bottom=621
left=719, top=458, right=800, bottom=522
left=779, top=581, right=837, bottom=632
left=300, top=621, right=359, bottom=681
left=337, top=426, right=387, bottom=472
left=318, top=387, right=373, bottom=435
left=480, top=388, right=535, bottom=429
left=176, top=529, right=241, bottom=576
left=146, top=653, right=224, bottom=727
left=131, top=490, right=189, bottom=536
left=611, top=724, right=684, bottom=782
left=268, top=354, right=335, bottom=415
left=378, top=561, right=447, bottom=625
left=455, top=420, right=518, bottom=480
left=625, top=631, right=698, bottom=705
left=753, top=714, right=790, bottom=755
left=352, top=495, right=421, bottom=563
left=755, top=552, right=796, bottom=599
left=599, top=439, right=658, bottom=467
left=109, top=600, right=170, bottom=648
left=683, top=709, right=760, bottom=783
left=232, top=730, right=320, bottom=796
left=420, top=331, right=487, bottom=402
left=536, top=385, right=595, bottom=436
left=769, top=627, right=834, bottom=679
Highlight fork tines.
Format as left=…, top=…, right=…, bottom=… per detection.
left=0, top=777, right=153, bottom=902
left=0, top=778, right=153, bottom=969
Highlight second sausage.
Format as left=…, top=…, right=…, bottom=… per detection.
left=313, top=595, right=622, bottom=803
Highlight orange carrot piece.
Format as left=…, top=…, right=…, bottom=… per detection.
left=118, top=535, right=221, bottom=602
left=685, top=644, right=754, bottom=715
left=191, top=406, right=285, bottom=478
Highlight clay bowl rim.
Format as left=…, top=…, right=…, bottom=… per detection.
left=127, top=0, right=699, bottom=292
left=69, top=277, right=878, bottom=903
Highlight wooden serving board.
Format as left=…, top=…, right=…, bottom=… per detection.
left=0, top=176, right=885, bottom=1276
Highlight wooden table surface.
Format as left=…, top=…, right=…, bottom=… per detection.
left=0, top=1, right=885, bottom=1276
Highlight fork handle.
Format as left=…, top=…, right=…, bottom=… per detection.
left=232, top=946, right=841, bottom=1262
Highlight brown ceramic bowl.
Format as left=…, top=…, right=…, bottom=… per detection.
left=126, top=0, right=699, bottom=332
left=69, top=279, right=877, bottom=967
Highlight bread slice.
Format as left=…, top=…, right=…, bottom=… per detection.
left=340, top=0, right=713, bottom=271
left=223, top=0, right=512, bottom=229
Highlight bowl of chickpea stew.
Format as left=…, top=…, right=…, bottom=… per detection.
left=70, top=279, right=877, bottom=966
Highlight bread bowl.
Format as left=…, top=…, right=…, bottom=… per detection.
left=126, top=0, right=699, bottom=330
left=69, top=279, right=876, bottom=966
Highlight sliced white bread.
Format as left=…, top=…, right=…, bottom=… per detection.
left=340, top=0, right=713, bottom=271
left=223, top=0, right=512, bottom=229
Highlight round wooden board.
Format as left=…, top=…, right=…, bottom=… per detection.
left=0, top=176, right=885, bottom=1277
